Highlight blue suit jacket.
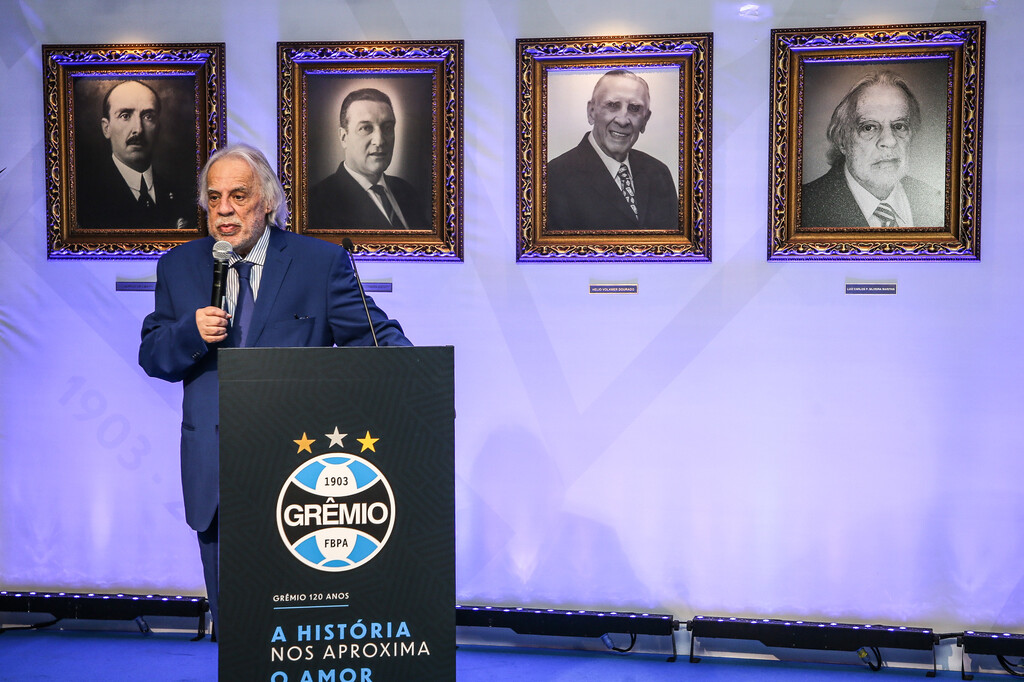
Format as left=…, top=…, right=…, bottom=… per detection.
left=139, top=227, right=411, bottom=532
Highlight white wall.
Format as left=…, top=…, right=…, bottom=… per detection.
left=1, top=0, right=1022, bottom=635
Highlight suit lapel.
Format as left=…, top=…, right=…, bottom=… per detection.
left=247, top=229, right=292, bottom=347
left=828, top=165, right=869, bottom=228
left=194, top=236, right=216, bottom=303
left=581, top=138, right=638, bottom=225
left=102, top=156, right=139, bottom=208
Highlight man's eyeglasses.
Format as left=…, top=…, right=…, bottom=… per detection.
left=854, top=119, right=912, bottom=142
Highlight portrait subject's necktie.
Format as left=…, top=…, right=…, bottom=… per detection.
left=369, top=184, right=398, bottom=226
left=138, top=176, right=154, bottom=209
left=873, top=202, right=899, bottom=228
left=233, top=260, right=255, bottom=347
left=617, top=164, right=638, bottom=216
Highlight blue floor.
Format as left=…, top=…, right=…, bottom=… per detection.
left=0, top=627, right=1013, bottom=681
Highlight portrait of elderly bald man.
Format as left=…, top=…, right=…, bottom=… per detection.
left=801, top=70, right=944, bottom=229
left=546, top=69, right=678, bottom=231
left=308, top=88, right=430, bottom=230
left=76, top=79, right=196, bottom=230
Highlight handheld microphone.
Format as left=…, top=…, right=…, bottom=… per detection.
left=211, top=240, right=233, bottom=308
left=342, top=238, right=379, bottom=347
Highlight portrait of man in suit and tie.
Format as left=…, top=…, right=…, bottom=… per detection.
left=307, top=79, right=433, bottom=231
left=74, top=78, right=197, bottom=231
left=800, top=66, right=946, bottom=230
left=545, top=68, right=679, bottom=232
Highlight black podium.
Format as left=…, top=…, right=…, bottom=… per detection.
left=218, top=346, right=455, bottom=681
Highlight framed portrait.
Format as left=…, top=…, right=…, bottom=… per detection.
left=42, top=43, right=226, bottom=259
left=515, top=34, right=712, bottom=263
left=768, top=22, right=986, bottom=261
left=278, top=40, right=463, bottom=261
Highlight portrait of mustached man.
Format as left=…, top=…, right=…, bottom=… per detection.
left=77, top=79, right=196, bottom=230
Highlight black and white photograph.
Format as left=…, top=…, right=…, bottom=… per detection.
left=767, top=22, right=985, bottom=261
left=800, top=60, right=948, bottom=231
left=545, top=66, right=680, bottom=233
left=278, top=40, right=464, bottom=261
left=516, top=33, right=712, bottom=262
left=73, top=77, right=199, bottom=232
left=42, top=42, right=225, bottom=259
left=305, top=74, right=434, bottom=232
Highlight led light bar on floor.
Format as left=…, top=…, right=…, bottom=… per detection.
left=958, top=631, right=1024, bottom=680
left=456, top=605, right=680, bottom=659
left=0, top=591, right=209, bottom=638
left=688, top=615, right=937, bottom=674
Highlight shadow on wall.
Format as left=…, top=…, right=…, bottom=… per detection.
left=458, top=425, right=652, bottom=610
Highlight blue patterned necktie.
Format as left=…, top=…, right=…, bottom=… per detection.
left=617, top=164, right=637, bottom=216
left=873, top=202, right=899, bottom=227
left=233, top=260, right=255, bottom=347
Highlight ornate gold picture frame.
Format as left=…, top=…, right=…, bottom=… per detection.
left=516, top=34, right=712, bottom=262
left=768, top=22, right=985, bottom=261
left=43, top=43, right=225, bottom=259
left=278, top=40, right=463, bottom=262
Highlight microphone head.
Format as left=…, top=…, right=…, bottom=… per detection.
left=342, top=237, right=355, bottom=253
left=212, top=240, right=233, bottom=262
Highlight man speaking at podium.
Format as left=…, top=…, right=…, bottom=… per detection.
left=139, top=144, right=411, bottom=630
